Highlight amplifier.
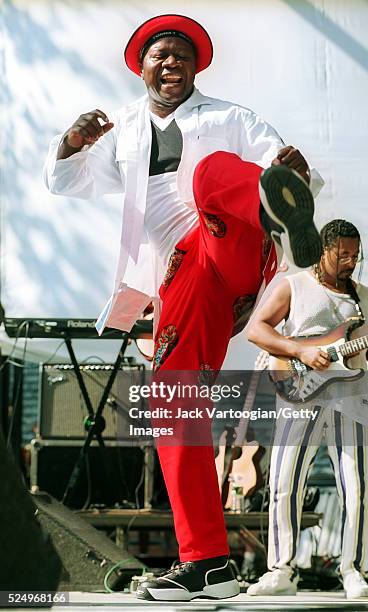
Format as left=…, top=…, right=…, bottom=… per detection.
left=29, top=438, right=145, bottom=508
left=39, top=363, right=145, bottom=440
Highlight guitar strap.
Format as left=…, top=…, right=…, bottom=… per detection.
left=346, top=278, right=365, bottom=320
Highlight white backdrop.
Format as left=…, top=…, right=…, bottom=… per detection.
left=1, top=0, right=368, bottom=366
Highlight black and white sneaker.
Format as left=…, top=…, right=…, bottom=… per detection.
left=259, top=164, right=322, bottom=268
left=136, top=555, right=240, bottom=601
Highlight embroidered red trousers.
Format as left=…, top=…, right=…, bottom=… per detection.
left=152, top=151, right=277, bottom=561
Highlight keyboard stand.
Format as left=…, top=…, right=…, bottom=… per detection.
left=3, top=316, right=154, bottom=508
left=61, top=332, right=130, bottom=507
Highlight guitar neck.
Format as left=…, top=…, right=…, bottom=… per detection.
left=340, top=335, right=368, bottom=357
left=234, top=371, right=262, bottom=446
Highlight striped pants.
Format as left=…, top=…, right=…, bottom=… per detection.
left=268, top=404, right=368, bottom=576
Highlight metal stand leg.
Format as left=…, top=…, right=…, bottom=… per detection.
left=143, top=445, right=156, bottom=510
left=62, top=334, right=129, bottom=506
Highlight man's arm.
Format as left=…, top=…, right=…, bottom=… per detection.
left=44, top=109, right=123, bottom=199
left=246, top=279, right=330, bottom=370
left=237, top=108, right=324, bottom=197
left=57, top=109, right=114, bottom=160
left=271, top=145, right=310, bottom=184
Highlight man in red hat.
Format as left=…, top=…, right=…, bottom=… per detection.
left=44, top=14, right=324, bottom=601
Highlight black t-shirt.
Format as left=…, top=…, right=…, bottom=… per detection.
left=149, top=119, right=183, bottom=176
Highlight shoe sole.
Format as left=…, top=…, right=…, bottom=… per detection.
left=247, top=586, right=297, bottom=596
left=259, top=165, right=322, bottom=268
left=136, top=579, right=240, bottom=601
left=345, top=589, right=368, bottom=598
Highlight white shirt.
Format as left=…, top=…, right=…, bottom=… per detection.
left=44, top=88, right=324, bottom=334
left=149, top=110, right=176, bottom=130
left=145, top=112, right=199, bottom=269
left=145, top=172, right=198, bottom=270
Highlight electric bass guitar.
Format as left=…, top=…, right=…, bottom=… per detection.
left=269, top=317, right=367, bottom=403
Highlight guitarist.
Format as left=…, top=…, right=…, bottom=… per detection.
left=246, top=219, right=368, bottom=599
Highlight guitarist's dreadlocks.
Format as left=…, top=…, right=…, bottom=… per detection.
left=313, top=219, right=361, bottom=283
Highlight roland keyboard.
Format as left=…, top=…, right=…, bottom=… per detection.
left=4, top=318, right=153, bottom=340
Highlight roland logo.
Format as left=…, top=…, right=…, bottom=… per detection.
left=67, top=320, right=96, bottom=328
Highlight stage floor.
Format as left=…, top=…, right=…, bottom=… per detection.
left=9, top=590, right=368, bottom=612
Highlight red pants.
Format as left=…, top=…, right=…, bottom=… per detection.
left=152, top=151, right=276, bottom=561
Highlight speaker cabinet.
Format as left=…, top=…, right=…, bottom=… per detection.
left=30, top=439, right=145, bottom=509
left=39, top=363, right=145, bottom=440
left=32, top=492, right=143, bottom=591
left=0, top=431, right=61, bottom=591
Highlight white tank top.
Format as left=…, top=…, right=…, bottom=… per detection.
left=283, top=270, right=368, bottom=369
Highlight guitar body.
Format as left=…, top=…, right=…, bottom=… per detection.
left=269, top=318, right=366, bottom=403
left=215, top=356, right=269, bottom=507
left=223, top=443, right=266, bottom=509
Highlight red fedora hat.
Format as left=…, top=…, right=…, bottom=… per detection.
left=124, top=14, right=213, bottom=76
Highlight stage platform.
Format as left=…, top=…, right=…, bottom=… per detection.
left=7, top=590, right=368, bottom=611
left=75, top=509, right=321, bottom=530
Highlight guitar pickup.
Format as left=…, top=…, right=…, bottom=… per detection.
left=327, top=348, right=339, bottom=362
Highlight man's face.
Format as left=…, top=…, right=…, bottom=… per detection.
left=140, top=37, right=196, bottom=109
left=323, top=237, right=361, bottom=281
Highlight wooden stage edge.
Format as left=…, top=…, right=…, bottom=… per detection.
left=75, top=509, right=321, bottom=529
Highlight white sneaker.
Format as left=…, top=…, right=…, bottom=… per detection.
left=247, top=569, right=297, bottom=596
left=343, top=570, right=368, bottom=598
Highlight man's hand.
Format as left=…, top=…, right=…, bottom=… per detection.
left=272, top=145, right=310, bottom=184
left=57, top=110, right=114, bottom=159
left=296, top=345, right=330, bottom=370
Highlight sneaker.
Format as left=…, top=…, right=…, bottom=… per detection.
left=343, top=570, right=368, bottom=598
left=259, top=165, right=322, bottom=268
left=135, top=555, right=240, bottom=601
left=247, top=569, right=297, bottom=596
